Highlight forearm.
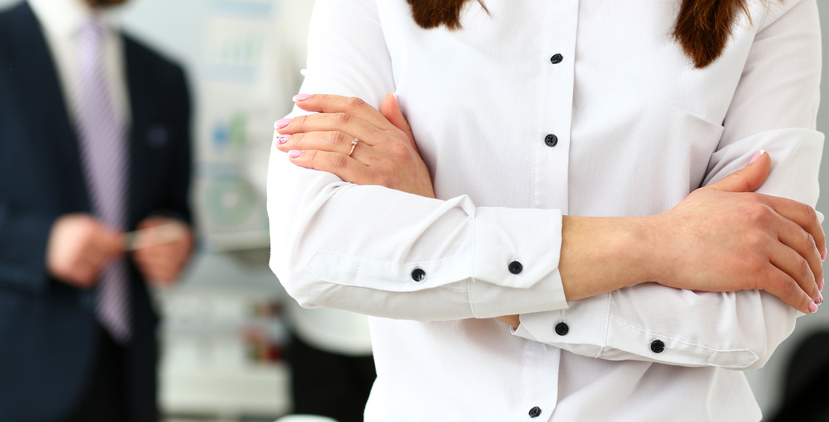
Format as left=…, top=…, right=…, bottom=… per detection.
left=268, top=148, right=570, bottom=320
left=559, top=215, right=654, bottom=302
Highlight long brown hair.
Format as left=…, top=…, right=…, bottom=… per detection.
left=406, top=0, right=750, bottom=68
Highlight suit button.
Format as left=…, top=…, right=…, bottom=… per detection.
left=411, top=268, right=426, bottom=282
left=529, top=406, right=542, bottom=418
left=508, top=261, right=523, bottom=274
left=550, top=53, right=563, bottom=64
left=544, top=134, right=558, bottom=147
left=555, top=322, right=569, bottom=336
left=651, top=340, right=665, bottom=353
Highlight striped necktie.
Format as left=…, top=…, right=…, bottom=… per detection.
left=75, top=17, right=131, bottom=343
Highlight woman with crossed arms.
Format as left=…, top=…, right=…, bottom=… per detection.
left=268, top=0, right=825, bottom=420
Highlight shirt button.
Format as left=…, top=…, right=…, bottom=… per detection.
left=529, top=406, right=542, bottom=418
left=550, top=53, right=563, bottom=64
left=508, top=261, right=523, bottom=274
left=651, top=340, right=665, bottom=353
left=544, top=134, right=558, bottom=147
left=555, top=322, right=569, bottom=336
left=411, top=268, right=426, bottom=282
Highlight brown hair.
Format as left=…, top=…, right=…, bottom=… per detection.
left=406, top=0, right=750, bottom=68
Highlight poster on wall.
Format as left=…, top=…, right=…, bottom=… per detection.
left=195, top=0, right=309, bottom=251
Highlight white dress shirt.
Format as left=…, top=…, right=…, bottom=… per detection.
left=28, top=0, right=129, bottom=128
left=267, top=0, right=823, bottom=420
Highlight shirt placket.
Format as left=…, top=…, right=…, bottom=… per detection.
left=521, top=0, right=580, bottom=420
left=534, top=0, right=578, bottom=214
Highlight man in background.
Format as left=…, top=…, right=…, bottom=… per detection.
left=0, top=0, right=193, bottom=420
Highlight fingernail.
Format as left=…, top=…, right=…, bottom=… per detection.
left=275, top=118, right=292, bottom=129
left=750, top=150, right=765, bottom=164
left=276, top=134, right=291, bottom=144
left=820, top=279, right=825, bottom=292
left=817, top=293, right=824, bottom=306
left=288, top=150, right=302, bottom=158
left=293, top=94, right=311, bottom=102
left=810, top=301, right=818, bottom=313
left=822, top=248, right=827, bottom=261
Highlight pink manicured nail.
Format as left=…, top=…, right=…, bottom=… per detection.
left=275, top=118, right=292, bottom=129
left=820, top=279, right=825, bottom=292
left=276, top=134, right=291, bottom=144
left=288, top=150, right=302, bottom=158
left=749, top=150, right=765, bottom=164
left=822, top=248, right=827, bottom=261
left=809, top=301, right=818, bottom=313
left=817, top=293, right=824, bottom=306
left=293, top=94, right=312, bottom=102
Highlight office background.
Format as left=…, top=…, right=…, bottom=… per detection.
left=0, top=0, right=827, bottom=420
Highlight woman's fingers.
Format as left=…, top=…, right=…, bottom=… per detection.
left=292, top=94, right=397, bottom=133
left=277, top=131, right=363, bottom=157
left=277, top=112, right=387, bottom=147
left=763, top=194, right=826, bottom=260
left=287, top=149, right=371, bottom=183
left=773, top=213, right=824, bottom=295
left=768, top=238, right=820, bottom=309
left=762, top=265, right=817, bottom=314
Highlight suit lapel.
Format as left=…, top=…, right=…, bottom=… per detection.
left=11, top=2, right=89, bottom=211
left=124, top=36, right=143, bottom=229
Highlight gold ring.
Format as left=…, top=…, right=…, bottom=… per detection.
left=348, top=138, right=359, bottom=157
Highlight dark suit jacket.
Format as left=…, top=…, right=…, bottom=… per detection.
left=0, top=2, right=192, bottom=421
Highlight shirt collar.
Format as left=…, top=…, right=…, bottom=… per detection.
left=28, top=0, right=121, bottom=38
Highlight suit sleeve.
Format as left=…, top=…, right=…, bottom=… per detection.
left=0, top=204, right=55, bottom=295
left=512, top=0, right=822, bottom=370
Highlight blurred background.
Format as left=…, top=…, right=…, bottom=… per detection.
left=1, top=0, right=828, bottom=421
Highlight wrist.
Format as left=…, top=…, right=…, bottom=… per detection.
left=559, top=216, right=654, bottom=301
left=635, top=215, right=667, bottom=283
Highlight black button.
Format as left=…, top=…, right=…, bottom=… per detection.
left=411, top=268, right=426, bottom=282
left=555, top=322, right=569, bottom=336
left=529, top=406, right=542, bottom=418
left=651, top=340, right=665, bottom=354
left=550, top=53, right=563, bottom=64
left=544, top=134, right=558, bottom=147
left=508, top=261, right=523, bottom=274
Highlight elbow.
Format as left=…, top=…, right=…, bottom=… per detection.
left=269, top=247, right=325, bottom=310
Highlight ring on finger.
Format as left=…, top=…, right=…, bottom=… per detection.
left=348, top=138, right=359, bottom=157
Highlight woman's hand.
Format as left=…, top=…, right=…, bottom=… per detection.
left=274, top=93, right=435, bottom=198
left=498, top=152, right=825, bottom=330
left=647, top=151, right=825, bottom=313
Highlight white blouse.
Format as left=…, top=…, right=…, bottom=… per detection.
left=267, top=0, right=824, bottom=420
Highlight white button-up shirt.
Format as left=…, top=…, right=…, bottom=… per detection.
left=267, top=0, right=823, bottom=420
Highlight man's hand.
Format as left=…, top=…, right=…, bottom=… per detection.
left=132, top=216, right=193, bottom=288
left=46, top=214, right=124, bottom=288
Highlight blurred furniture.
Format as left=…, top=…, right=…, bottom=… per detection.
left=158, top=252, right=290, bottom=421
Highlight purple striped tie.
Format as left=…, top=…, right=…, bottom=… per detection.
left=76, top=18, right=131, bottom=343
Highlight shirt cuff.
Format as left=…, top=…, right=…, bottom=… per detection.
left=513, top=292, right=761, bottom=369
left=468, top=207, right=567, bottom=317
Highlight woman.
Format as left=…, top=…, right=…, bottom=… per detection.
left=268, top=0, right=824, bottom=420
